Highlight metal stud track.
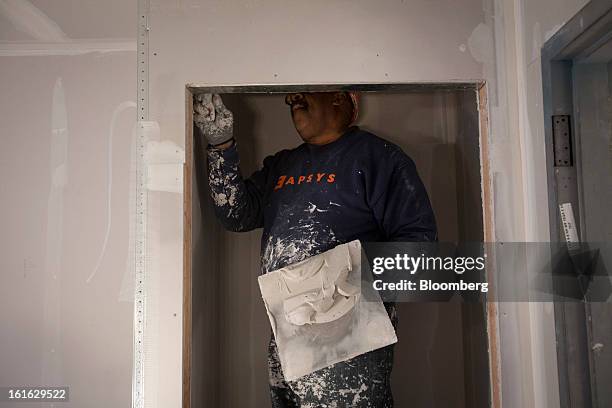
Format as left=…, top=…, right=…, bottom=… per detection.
left=133, top=1, right=150, bottom=407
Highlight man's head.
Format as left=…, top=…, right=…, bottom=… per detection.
left=285, top=92, right=357, bottom=145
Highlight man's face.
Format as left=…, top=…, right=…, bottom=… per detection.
left=285, top=92, right=339, bottom=143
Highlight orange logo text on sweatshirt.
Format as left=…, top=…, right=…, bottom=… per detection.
left=274, top=173, right=336, bottom=191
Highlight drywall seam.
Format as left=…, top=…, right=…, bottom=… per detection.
left=87, top=101, right=137, bottom=284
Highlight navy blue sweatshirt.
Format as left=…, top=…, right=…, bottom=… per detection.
left=206, top=126, right=437, bottom=274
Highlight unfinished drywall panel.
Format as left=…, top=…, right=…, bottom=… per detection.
left=190, top=89, right=485, bottom=407
left=0, top=1, right=137, bottom=407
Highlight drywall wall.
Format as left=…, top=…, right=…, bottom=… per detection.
left=0, top=1, right=136, bottom=407
left=192, top=91, right=483, bottom=407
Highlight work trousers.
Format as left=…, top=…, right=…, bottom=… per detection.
left=268, top=305, right=397, bottom=408
left=268, top=337, right=394, bottom=408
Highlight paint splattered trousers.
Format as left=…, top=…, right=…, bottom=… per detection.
left=268, top=338, right=394, bottom=408
left=268, top=305, right=397, bottom=408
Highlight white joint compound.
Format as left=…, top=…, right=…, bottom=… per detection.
left=144, top=139, right=185, bottom=193
left=258, top=240, right=397, bottom=381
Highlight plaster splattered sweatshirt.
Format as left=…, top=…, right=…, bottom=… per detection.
left=206, top=126, right=437, bottom=274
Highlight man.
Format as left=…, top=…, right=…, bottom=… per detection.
left=194, top=91, right=437, bottom=407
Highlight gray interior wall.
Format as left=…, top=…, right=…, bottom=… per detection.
left=572, top=61, right=612, bottom=408
left=193, top=90, right=483, bottom=407
left=573, top=62, right=612, bottom=245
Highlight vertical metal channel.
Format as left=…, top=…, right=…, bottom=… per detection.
left=133, top=1, right=149, bottom=407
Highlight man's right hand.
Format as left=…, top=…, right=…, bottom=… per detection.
left=194, top=93, right=234, bottom=147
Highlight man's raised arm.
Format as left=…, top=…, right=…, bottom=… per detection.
left=194, top=93, right=267, bottom=232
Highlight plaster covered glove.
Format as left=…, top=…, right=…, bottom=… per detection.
left=194, top=93, right=234, bottom=147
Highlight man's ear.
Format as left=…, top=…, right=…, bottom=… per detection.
left=332, top=92, right=349, bottom=106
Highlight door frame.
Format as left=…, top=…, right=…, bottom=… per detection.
left=182, top=82, right=498, bottom=408
left=541, top=1, right=612, bottom=406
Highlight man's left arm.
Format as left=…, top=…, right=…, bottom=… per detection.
left=370, top=151, right=437, bottom=242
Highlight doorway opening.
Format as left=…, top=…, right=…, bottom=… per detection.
left=183, top=83, right=494, bottom=408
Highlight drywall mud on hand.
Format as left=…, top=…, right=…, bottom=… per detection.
left=194, top=93, right=234, bottom=145
left=259, top=240, right=397, bottom=381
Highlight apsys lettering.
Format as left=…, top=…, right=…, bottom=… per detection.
left=274, top=173, right=336, bottom=191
